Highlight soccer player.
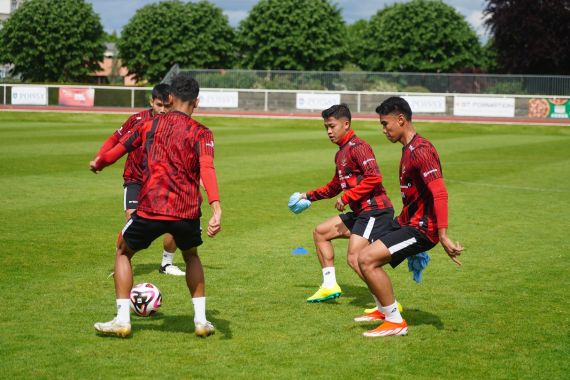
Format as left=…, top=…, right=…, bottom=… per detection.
left=94, top=84, right=185, bottom=277
left=296, top=104, right=398, bottom=306
left=90, top=74, right=222, bottom=338
left=355, top=96, right=463, bottom=337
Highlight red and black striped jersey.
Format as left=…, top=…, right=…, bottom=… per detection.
left=398, top=134, right=444, bottom=243
left=114, top=109, right=153, bottom=184
left=307, top=130, right=393, bottom=215
left=119, top=111, right=217, bottom=220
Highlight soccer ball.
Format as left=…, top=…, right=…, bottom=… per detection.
left=130, top=283, right=162, bottom=317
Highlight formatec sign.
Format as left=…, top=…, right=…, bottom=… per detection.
left=11, top=86, right=48, bottom=105
left=453, top=96, right=515, bottom=117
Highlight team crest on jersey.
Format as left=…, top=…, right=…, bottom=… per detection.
left=341, top=158, right=347, bottom=167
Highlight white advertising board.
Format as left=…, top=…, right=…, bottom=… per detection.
left=402, top=95, right=446, bottom=113
left=11, top=86, right=48, bottom=105
left=199, top=91, right=239, bottom=108
left=454, top=96, right=515, bottom=117
left=296, top=93, right=341, bottom=110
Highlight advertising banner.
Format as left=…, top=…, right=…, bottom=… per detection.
left=528, top=98, right=569, bottom=119
left=59, top=88, right=95, bottom=107
left=199, top=91, right=239, bottom=108
left=402, top=95, right=446, bottom=113
left=296, top=93, right=341, bottom=110
left=454, top=96, right=515, bottom=117
left=11, top=86, right=48, bottom=105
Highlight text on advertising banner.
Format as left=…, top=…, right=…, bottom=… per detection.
left=199, top=91, right=239, bottom=108
left=402, top=96, right=446, bottom=113
left=59, top=88, right=95, bottom=107
left=296, top=93, right=341, bottom=110
left=453, top=96, right=515, bottom=117
left=11, top=86, right=48, bottom=106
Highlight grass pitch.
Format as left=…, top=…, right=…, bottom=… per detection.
left=0, top=111, right=568, bottom=379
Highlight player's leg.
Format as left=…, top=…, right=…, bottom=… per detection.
left=159, top=233, right=185, bottom=276
left=170, top=218, right=213, bottom=337
left=94, top=215, right=165, bottom=337
left=357, top=240, right=408, bottom=337
left=307, top=215, right=351, bottom=302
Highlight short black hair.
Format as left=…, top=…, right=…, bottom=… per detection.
left=151, top=83, right=171, bottom=102
left=322, top=103, right=351, bottom=122
left=375, top=97, right=412, bottom=121
left=170, top=73, right=200, bottom=102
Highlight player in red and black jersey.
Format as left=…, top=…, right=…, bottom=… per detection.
left=90, top=75, right=221, bottom=338
left=295, top=104, right=399, bottom=304
left=93, top=84, right=186, bottom=277
left=356, top=96, right=463, bottom=337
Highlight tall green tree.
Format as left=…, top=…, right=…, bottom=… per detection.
left=237, top=0, right=346, bottom=71
left=0, top=0, right=104, bottom=82
left=345, top=20, right=368, bottom=70
left=118, top=0, right=236, bottom=83
left=362, top=0, right=482, bottom=72
left=484, top=0, right=570, bottom=75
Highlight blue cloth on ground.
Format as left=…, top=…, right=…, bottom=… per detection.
left=407, top=252, right=430, bottom=283
left=288, top=192, right=311, bottom=214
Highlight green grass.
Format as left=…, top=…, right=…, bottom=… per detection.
left=0, top=111, right=569, bottom=379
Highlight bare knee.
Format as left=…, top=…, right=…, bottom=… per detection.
left=358, top=247, right=390, bottom=274
left=347, top=250, right=359, bottom=271
left=313, top=223, right=330, bottom=242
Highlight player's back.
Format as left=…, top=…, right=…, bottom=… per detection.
left=137, top=111, right=211, bottom=219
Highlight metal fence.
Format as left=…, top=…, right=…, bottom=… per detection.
left=163, top=66, right=570, bottom=97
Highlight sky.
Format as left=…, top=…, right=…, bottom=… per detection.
left=86, top=0, right=490, bottom=41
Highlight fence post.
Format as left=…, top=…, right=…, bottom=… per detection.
left=131, top=88, right=135, bottom=108
left=357, top=92, right=361, bottom=113
left=264, top=90, right=268, bottom=112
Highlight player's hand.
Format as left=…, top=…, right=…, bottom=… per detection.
left=89, top=159, right=100, bottom=173
left=335, top=197, right=346, bottom=212
left=207, top=201, right=222, bottom=237
left=439, top=235, right=463, bottom=266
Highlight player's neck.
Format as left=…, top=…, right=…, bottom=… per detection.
left=400, top=128, right=417, bottom=146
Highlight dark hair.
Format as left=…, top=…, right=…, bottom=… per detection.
left=151, top=83, right=171, bottom=102
left=321, top=103, right=351, bottom=122
left=375, top=97, right=412, bottom=121
left=170, top=73, right=200, bottom=102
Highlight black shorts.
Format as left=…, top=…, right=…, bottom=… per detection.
left=122, top=213, right=203, bottom=252
left=378, top=226, right=437, bottom=268
left=340, top=208, right=400, bottom=242
left=123, top=182, right=142, bottom=211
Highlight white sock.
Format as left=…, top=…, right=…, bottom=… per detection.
left=116, top=299, right=131, bottom=324
left=161, top=250, right=174, bottom=267
left=381, top=300, right=403, bottom=323
left=192, top=297, right=207, bottom=324
left=372, top=294, right=382, bottom=309
left=322, top=267, right=337, bottom=288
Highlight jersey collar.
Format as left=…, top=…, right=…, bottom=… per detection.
left=338, top=129, right=355, bottom=147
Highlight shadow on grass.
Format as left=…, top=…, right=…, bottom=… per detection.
left=127, top=263, right=224, bottom=276
left=133, top=309, right=232, bottom=339
left=296, top=283, right=444, bottom=330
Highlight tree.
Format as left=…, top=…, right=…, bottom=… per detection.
left=0, top=0, right=104, bottom=82
left=345, top=20, right=368, bottom=70
left=118, top=0, right=236, bottom=83
left=237, top=0, right=346, bottom=71
left=484, top=0, right=570, bottom=75
left=362, top=0, right=482, bottom=72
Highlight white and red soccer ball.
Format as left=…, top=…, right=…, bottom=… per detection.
left=130, top=283, right=162, bottom=317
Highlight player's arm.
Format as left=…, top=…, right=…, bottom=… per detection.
left=90, top=125, right=144, bottom=173
left=338, top=144, right=382, bottom=209
left=303, top=170, right=342, bottom=202
left=94, top=116, right=134, bottom=158
left=418, top=148, right=463, bottom=266
left=198, top=130, right=221, bottom=237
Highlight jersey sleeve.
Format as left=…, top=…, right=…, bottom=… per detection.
left=197, top=129, right=220, bottom=203
left=341, top=143, right=383, bottom=204
left=412, top=144, right=443, bottom=185
left=306, top=169, right=342, bottom=201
